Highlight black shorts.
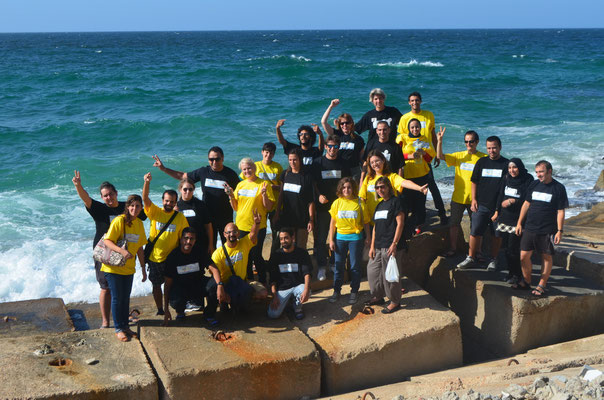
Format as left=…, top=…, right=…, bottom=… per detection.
left=94, top=260, right=109, bottom=290
left=147, top=261, right=166, bottom=285
left=470, top=205, right=495, bottom=236
left=520, top=231, right=555, bottom=255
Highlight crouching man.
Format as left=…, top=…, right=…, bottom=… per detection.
left=267, top=228, right=311, bottom=320
left=163, top=228, right=223, bottom=325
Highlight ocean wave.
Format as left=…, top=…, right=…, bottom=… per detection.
left=375, top=59, right=444, bottom=68
left=246, top=54, right=311, bottom=62
left=512, top=54, right=526, bottom=58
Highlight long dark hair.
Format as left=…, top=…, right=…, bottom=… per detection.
left=123, top=194, right=142, bottom=226
left=365, top=149, right=392, bottom=180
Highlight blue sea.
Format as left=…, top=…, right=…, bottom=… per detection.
left=1, top=29, right=603, bottom=303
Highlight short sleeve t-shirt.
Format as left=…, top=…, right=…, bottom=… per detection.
left=177, top=197, right=211, bottom=249
left=355, top=106, right=403, bottom=145
left=496, top=174, right=534, bottom=226
left=279, top=170, right=315, bottom=229
left=144, top=203, right=189, bottom=263
left=268, top=247, right=312, bottom=291
left=164, top=246, right=211, bottom=293
left=187, top=166, right=240, bottom=226
left=101, top=215, right=147, bottom=275
left=524, top=179, right=569, bottom=234
left=373, top=196, right=406, bottom=250
left=359, top=173, right=406, bottom=222
left=470, top=156, right=509, bottom=210
left=282, top=141, right=323, bottom=169
left=329, top=197, right=370, bottom=235
left=211, top=235, right=254, bottom=283
left=444, top=151, right=488, bottom=205
left=363, top=141, right=404, bottom=172
left=397, top=110, right=436, bottom=147
left=233, top=178, right=276, bottom=231
left=87, top=199, right=126, bottom=248
left=334, top=129, right=365, bottom=168
left=399, top=134, right=435, bottom=179
left=311, top=156, right=351, bottom=212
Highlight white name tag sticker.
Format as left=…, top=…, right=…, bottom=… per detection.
left=177, top=262, right=200, bottom=274
left=125, top=233, right=139, bottom=243
left=338, top=210, right=358, bottom=219
left=374, top=210, right=388, bottom=220
left=238, top=188, right=258, bottom=197
left=205, top=178, right=226, bottom=189
left=303, top=157, right=313, bottom=165
left=279, top=263, right=299, bottom=273
left=532, top=191, right=552, bottom=203
left=482, top=168, right=503, bottom=178
left=504, top=187, right=519, bottom=198
left=420, top=121, right=427, bottom=128
left=109, top=214, right=118, bottom=222
left=340, top=142, right=355, bottom=150
left=259, top=172, right=277, bottom=180
left=227, top=251, right=243, bottom=264
left=322, top=170, right=341, bottom=179
left=156, top=222, right=176, bottom=232
left=182, top=209, right=196, bottom=217
left=367, top=184, right=376, bottom=193
left=460, top=162, right=475, bottom=172
left=283, top=183, right=301, bottom=193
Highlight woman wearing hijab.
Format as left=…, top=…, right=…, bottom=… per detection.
left=491, top=158, right=533, bottom=287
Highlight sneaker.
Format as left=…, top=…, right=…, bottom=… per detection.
left=185, top=301, right=203, bottom=312
left=317, top=268, right=327, bottom=281
left=175, top=313, right=186, bottom=321
left=156, top=309, right=165, bottom=316
left=294, top=311, right=305, bottom=320
left=486, top=258, right=498, bottom=271
left=348, top=293, right=358, bottom=305
left=328, top=291, right=340, bottom=303
left=456, top=256, right=475, bottom=270
left=505, top=275, right=519, bottom=284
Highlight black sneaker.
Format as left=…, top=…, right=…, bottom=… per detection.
left=156, top=309, right=165, bottom=316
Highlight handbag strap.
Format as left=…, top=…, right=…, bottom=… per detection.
left=149, top=210, right=179, bottom=246
left=221, top=243, right=237, bottom=277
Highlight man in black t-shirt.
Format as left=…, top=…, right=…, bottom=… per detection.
left=355, top=88, right=402, bottom=147
left=73, top=171, right=147, bottom=329
left=267, top=228, right=311, bottom=320
left=515, top=160, right=568, bottom=297
left=162, top=228, right=223, bottom=325
left=311, top=134, right=352, bottom=281
left=275, top=119, right=324, bottom=169
left=153, top=146, right=240, bottom=247
left=457, top=136, right=509, bottom=271
left=362, top=121, right=404, bottom=179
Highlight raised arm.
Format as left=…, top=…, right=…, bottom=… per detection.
left=260, top=181, right=274, bottom=211
left=275, top=119, right=288, bottom=147
left=224, top=183, right=238, bottom=211
left=72, top=170, right=92, bottom=209
left=142, top=172, right=152, bottom=209
left=312, top=123, right=325, bottom=152
left=152, top=155, right=186, bottom=180
left=321, top=99, right=339, bottom=136
left=436, top=126, right=446, bottom=161
left=248, top=209, right=261, bottom=245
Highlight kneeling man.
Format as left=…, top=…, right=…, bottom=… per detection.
left=268, top=227, right=311, bottom=320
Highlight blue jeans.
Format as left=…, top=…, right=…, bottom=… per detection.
left=334, top=238, right=363, bottom=293
left=267, top=283, right=306, bottom=319
left=104, top=272, right=134, bottom=333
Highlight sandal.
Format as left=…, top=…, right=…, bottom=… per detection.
left=128, top=309, right=140, bottom=324
left=512, top=279, right=531, bottom=290
left=116, top=331, right=130, bottom=342
left=124, top=328, right=138, bottom=339
left=531, top=284, right=547, bottom=297
left=381, top=303, right=401, bottom=314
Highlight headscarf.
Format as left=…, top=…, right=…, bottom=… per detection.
left=506, top=158, right=532, bottom=187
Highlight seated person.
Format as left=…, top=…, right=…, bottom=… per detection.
left=267, top=228, right=311, bottom=320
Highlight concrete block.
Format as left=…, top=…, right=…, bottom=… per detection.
left=139, top=314, right=320, bottom=400
left=0, top=330, right=157, bottom=400
left=426, top=257, right=604, bottom=359
left=295, top=280, right=462, bottom=396
left=0, top=297, right=74, bottom=338
left=554, top=236, right=604, bottom=287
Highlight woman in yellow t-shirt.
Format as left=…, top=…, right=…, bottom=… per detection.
left=101, top=194, right=147, bottom=342
left=225, top=157, right=275, bottom=285
left=360, top=150, right=428, bottom=224
left=327, top=177, right=370, bottom=305
left=401, top=118, right=435, bottom=234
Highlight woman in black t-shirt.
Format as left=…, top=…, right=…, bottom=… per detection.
left=367, top=177, right=405, bottom=313
left=176, top=178, right=214, bottom=256
left=274, top=148, right=315, bottom=249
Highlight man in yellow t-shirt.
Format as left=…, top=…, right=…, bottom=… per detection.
left=142, top=172, right=189, bottom=315
left=210, top=210, right=261, bottom=314
left=436, top=129, right=486, bottom=256
left=396, top=91, right=447, bottom=224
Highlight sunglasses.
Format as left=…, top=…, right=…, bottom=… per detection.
left=298, top=132, right=311, bottom=137
left=464, top=140, right=476, bottom=144
left=339, top=121, right=351, bottom=125
left=326, top=144, right=339, bottom=149
left=208, top=157, right=222, bottom=162
left=375, top=185, right=387, bottom=190
left=182, top=187, right=194, bottom=192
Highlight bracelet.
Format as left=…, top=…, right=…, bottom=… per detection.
left=557, top=229, right=563, bottom=233
left=217, top=282, right=223, bottom=286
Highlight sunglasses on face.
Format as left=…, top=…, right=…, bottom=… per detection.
left=209, top=157, right=222, bottom=162
left=375, top=185, right=387, bottom=190
left=339, top=121, right=351, bottom=125
left=182, top=187, right=194, bottom=192
left=298, top=132, right=311, bottom=137
left=464, top=140, right=476, bottom=144
left=326, top=144, right=339, bottom=149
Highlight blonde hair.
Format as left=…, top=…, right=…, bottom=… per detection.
left=239, top=157, right=256, bottom=172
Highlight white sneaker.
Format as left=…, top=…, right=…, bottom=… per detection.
left=348, top=293, right=358, bottom=304
left=486, top=259, right=497, bottom=271
left=317, top=268, right=327, bottom=281
left=457, top=256, right=475, bottom=270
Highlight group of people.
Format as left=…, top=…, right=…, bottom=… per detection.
left=74, top=88, right=568, bottom=341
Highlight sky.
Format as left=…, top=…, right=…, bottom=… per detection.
left=1, top=0, right=603, bottom=33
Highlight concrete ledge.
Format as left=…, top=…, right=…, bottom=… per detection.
left=554, top=235, right=604, bottom=287
left=139, top=314, right=320, bottom=400
left=0, top=297, right=74, bottom=338
left=295, top=280, right=462, bottom=396
left=426, top=257, right=604, bottom=360
left=0, top=330, right=158, bottom=400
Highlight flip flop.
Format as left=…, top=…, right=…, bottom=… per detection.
left=128, top=309, right=140, bottom=324
left=381, top=303, right=401, bottom=314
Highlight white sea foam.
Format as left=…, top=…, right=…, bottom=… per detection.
left=95, top=50, right=102, bottom=53
left=545, top=58, right=558, bottom=63
left=512, top=54, right=526, bottom=58
left=246, top=54, right=311, bottom=62
left=376, top=59, right=444, bottom=68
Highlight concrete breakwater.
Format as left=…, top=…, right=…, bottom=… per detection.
left=1, top=206, right=603, bottom=399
